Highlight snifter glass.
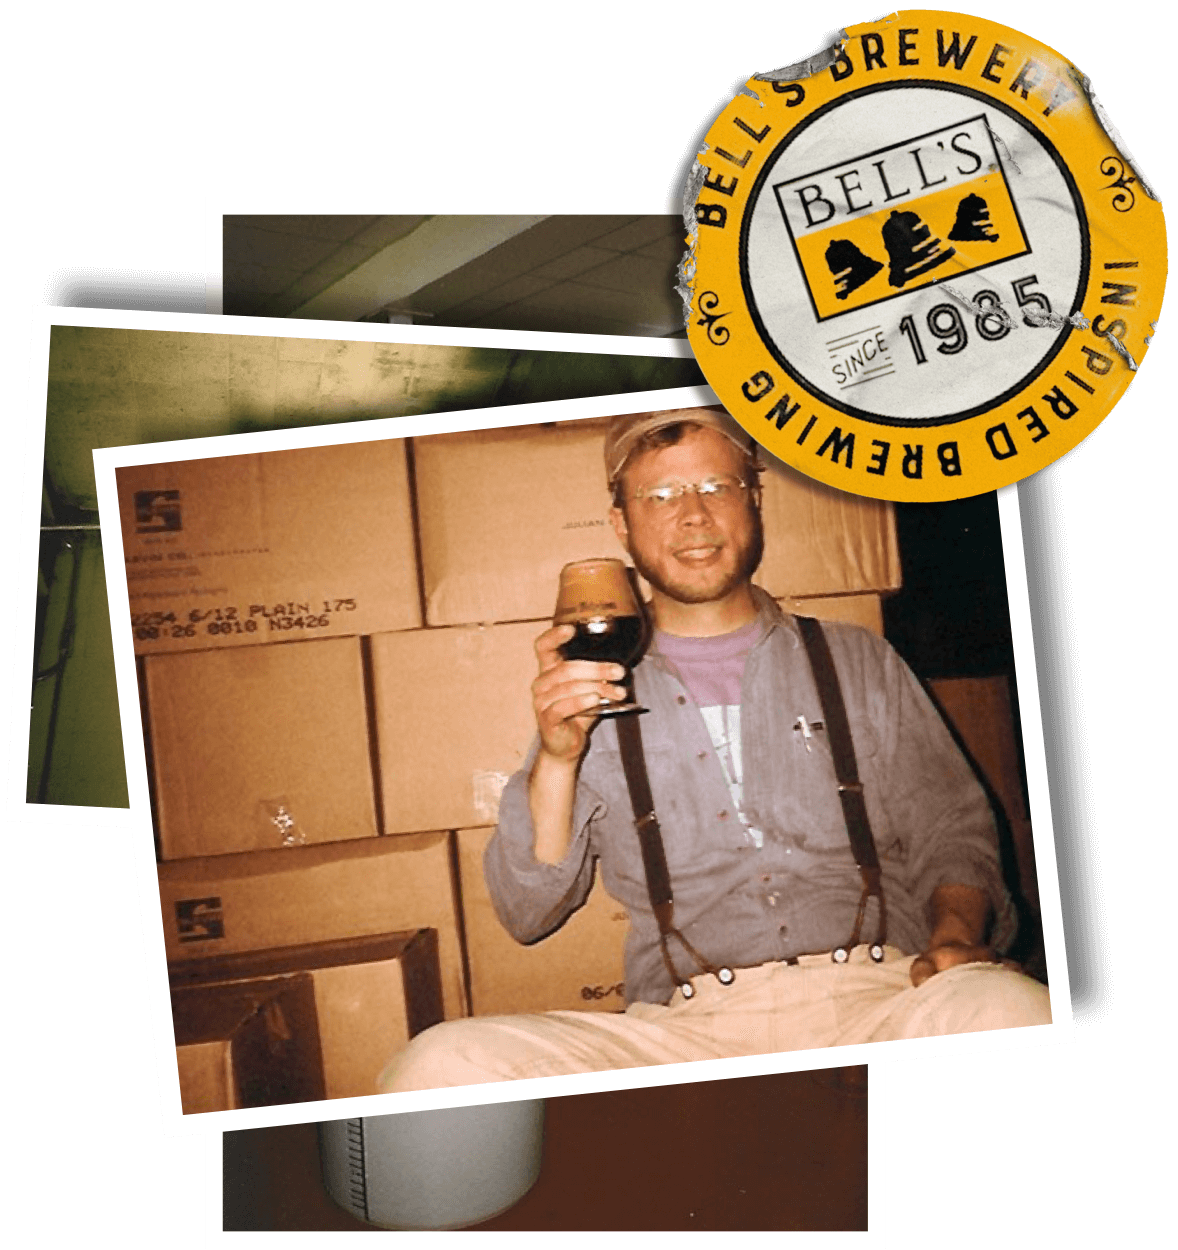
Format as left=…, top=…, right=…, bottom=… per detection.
left=554, top=557, right=649, bottom=716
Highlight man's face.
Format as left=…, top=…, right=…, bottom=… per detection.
left=609, top=426, right=763, bottom=608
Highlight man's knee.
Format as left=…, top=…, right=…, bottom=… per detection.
left=910, top=963, right=1051, bottom=1035
left=377, top=1018, right=504, bottom=1094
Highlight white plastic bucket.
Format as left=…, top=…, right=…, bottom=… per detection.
left=319, top=1100, right=546, bottom=1229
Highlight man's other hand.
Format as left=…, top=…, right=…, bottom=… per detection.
left=909, top=942, right=1019, bottom=987
left=910, top=884, right=1014, bottom=987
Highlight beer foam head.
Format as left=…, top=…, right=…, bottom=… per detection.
left=554, top=557, right=636, bottom=622
left=603, top=406, right=755, bottom=485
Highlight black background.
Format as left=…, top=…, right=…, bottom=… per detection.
left=30, top=14, right=1160, bottom=1235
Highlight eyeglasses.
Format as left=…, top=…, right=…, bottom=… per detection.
left=629, top=474, right=754, bottom=509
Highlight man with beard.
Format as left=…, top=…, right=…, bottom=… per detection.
left=379, top=407, right=1050, bottom=1092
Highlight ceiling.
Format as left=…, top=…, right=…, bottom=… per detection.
left=223, top=215, right=688, bottom=337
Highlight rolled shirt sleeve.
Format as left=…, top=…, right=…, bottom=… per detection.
left=483, top=741, right=604, bottom=944
left=870, top=633, right=1017, bottom=949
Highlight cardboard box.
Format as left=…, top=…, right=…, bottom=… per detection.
left=458, top=827, right=629, bottom=1015
left=172, top=975, right=325, bottom=1113
left=784, top=592, right=884, bottom=636
left=158, top=831, right=468, bottom=1019
left=370, top=623, right=540, bottom=835
left=117, top=439, right=420, bottom=655
left=171, top=930, right=444, bottom=1101
left=758, top=459, right=899, bottom=600
left=413, top=420, right=611, bottom=626
left=144, top=636, right=378, bottom=860
left=412, top=416, right=899, bottom=626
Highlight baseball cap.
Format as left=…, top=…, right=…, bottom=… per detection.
left=603, top=406, right=756, bottom=484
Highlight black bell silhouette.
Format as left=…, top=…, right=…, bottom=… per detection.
left=824, top=239, right=884, bottom=300
left=948, top=192, right=999, bottom=242
left=882, top=209, right=956, bottom=288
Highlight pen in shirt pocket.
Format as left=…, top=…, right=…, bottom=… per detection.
left=793, top=716, right=825, bottom=750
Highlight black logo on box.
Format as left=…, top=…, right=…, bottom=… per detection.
left=175, top=897, right=224, bottom=943
left=135, top=490, right=182, bottom=533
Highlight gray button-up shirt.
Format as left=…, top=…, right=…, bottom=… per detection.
left=486, top=592, right=1014, bottom=1006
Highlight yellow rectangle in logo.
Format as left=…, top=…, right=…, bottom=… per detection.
left=793, top=172, right=1030, bottom=320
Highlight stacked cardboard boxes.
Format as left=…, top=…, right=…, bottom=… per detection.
left=117, top=439, right=420, bottom=655
left=123, top=411, right=903, bottom=1108
left=412, top=418, right=899, bottom=625
left=157, top=832, right=466, bottom=1018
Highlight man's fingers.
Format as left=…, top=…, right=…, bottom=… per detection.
left=531, top=626, right=628, bottom=762
left=537, top=682, right=627, bottom=724
left=910, top=943, right=1009, bottom=987
left=535, top=623, right=576, bottom=671
left=533, top=662, right=625, bottom=703
left=909, top=955, right=936, bottom=988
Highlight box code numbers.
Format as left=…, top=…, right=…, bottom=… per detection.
left=580, top=982, right=625, bottom=1002
left=132, top=598, right=357, bottom=642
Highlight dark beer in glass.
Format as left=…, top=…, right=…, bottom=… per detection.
left=554, top=558, right=648, bottom=716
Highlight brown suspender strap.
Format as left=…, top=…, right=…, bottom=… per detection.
left=615, top=711, right=672, bottom=911
left=615, top=711, right=732, bottom=996
left=795, top=615, right=888, bottom=961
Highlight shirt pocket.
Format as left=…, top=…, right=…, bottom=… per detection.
left=750, top=721, right=862, bottom=853
left=796, top=707, right=882, bottom=781
left=597, top=737, right=730, bottom=878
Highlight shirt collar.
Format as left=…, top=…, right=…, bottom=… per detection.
left=644, top=584, right=800, bottom=669
left=750, top=585, right=802, bottom=647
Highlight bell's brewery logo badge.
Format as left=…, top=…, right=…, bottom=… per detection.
left=780, top=115, right=1029, bottom=322
left=684, top=10, right=1166, bottom=501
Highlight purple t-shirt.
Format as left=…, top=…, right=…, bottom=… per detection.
left=655, top=618, right=765, bottom=847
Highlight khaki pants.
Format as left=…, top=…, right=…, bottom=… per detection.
left=379, top=946, right=1051, bottom=1093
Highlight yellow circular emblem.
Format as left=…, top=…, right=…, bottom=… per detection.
left=684, top=10, right=1167, bottom=501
